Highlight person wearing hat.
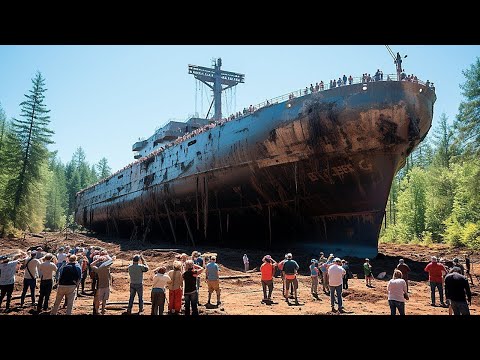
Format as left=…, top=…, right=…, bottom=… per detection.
left=309, top=259, right=319, bottom=295
left=51, top=255, right=81, bottom=315
left=127, top=254, right=149, bottom=315
left=328, top=258, right=346, bottom=312
left=260, top=255, right=277, bottom=302
left=283, top=253, right=299, bottom=302
left=424, top=256, right=447, bottom=307
left=396, top=259, right=411, bottom=293
left=37, top=253, right=58, bottom=312
left=363, top=258, right=373, bottom=288
left=0, top=251, right=26, bottom=312
left=206, top=256, right=221, bottom=306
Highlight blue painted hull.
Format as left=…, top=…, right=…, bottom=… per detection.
left=75, top=81, right=436, bottom=257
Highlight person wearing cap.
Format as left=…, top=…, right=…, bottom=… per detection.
left=260, top=255, right=277, bottom=302
left=0, top=252, right=25, bottom=312
left=51, top=255, right=81, bottom=315
left=363, top=258, right=373, bottom=288
left=424, top=256, right=447, bottom=307
left=20, top=250, right=42, bottom=307
left=328, top=258, right=346, bottom=312
left=127, top=254, right=149, bottom=315
left=309, top=259, right=319, bottom=295
left=396, top=259, right=411, bottom=293
left=283, top=253, right=299, bottom=302
left=37, top=253, right=57, bottom=312
left=444, top=266, right=472, bottom=315
left=243, top=254, right=249, bottom=273
left=206, top=256, right=221, bottom=306
left=56, top=247, right=68, bottom=282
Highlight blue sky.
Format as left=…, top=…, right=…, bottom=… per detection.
left=0, top=45, right=479, bottom=172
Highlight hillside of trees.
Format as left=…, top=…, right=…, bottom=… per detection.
left=0, top=72, right=111, bottom=235
left=381, top=57, right=480, bottom=249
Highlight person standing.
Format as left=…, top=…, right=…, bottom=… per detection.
left=363, top=258, right=373, bottom=287
left=465, top=253, right=474, bottom=285
left=151, top=266, right=170, bottom=315
left=90, top=256, right=113, bottom=315
left=20, top=251, right=41, bottom=307
left=424, top=256, right=447, bottom=307
left=167, top=261, right=183, bottom=314
left=127, top=254, right=149, bottom=315
left=192, top=251, right=204, bottom=290
left=260, top=255, right=277, bottom=302
left=183, top=260, right=203, bottom=316
left=51, top=255, right=81, bottom=315
left=444, top=267, right=472, bottom=315
left=206, top=256, right=221, bottom=306
left=341, top=260, right=350, bottom=290
left=396, top=259, right=411, bottom=292
left=0, top=253, right=24, bottom=312
left=37, top=253, right=57, bottom=312
left=309, top=259, right=319, bottom=295
left=283, top=253, right=299, bottom=302
left=243, top=254, right=249, bottom=273
left=328, top=258, right=346, bottom=313
left=452, top=258, right=465, bottom=275
left=387, top=269, right=408, bottom=315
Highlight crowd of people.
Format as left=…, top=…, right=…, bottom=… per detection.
left=0, top=244, right=474, bottom=316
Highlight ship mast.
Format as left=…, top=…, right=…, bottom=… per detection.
left=188, top=58, right=245, bottom=121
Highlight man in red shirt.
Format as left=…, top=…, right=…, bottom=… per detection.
left=424, top=256, right=447, bottom=307
left=260, top=255, right=277, bottom=302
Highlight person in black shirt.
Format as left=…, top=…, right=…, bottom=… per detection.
left=182, top=260, right=203, bottom=315
left=444, top=267, right=471, bottom=315
left=452, top=258, right=465, bottom=275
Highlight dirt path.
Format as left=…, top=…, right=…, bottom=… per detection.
left=1, top=232, right=478, bottom=315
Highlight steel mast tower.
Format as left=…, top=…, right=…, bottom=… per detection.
left=189, top=58, right=245, bottom=121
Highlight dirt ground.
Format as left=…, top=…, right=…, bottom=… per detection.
left=1, top=232, right=479, bottom=316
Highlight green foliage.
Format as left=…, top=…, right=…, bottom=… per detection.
left=96, top=157, right=111, bottom=179
left=3, top=72, right=54, bottom=229
left=462, top=222, right=480, bottom=249
left=455, top=57, right=480, bottom=157
left=443, top=217, right=463, bottom=247
left=45, top=154, right=68, bottom=230
left=431, top=113, right=458, bottom=168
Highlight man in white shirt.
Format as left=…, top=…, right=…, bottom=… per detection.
left=328, top=257, right=346, bottom=313
left=20, top=251, right=42, bottom=307
left=243, top=254, right=249, bottom=272
left=37, top=253, right=57, bottom=312
left=0, top=252, right=25, bottom=311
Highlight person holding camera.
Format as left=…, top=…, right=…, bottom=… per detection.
left=127, top=254, right=149, bottom=315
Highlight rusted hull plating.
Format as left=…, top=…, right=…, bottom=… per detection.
left=75, top=81, right=436, bottom=257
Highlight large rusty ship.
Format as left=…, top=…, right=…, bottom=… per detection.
left=75, top=56, right=436, bottom=257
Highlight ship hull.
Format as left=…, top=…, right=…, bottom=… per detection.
left=75, top=81, right=435, bottom=257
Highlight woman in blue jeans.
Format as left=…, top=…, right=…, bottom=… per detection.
left=387, top=269, right=408, bottom=315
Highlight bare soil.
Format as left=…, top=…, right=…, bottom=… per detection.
left=1, top=232, right=479, bottom=315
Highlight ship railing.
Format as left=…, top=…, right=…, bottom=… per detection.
left=250, top=74, right=430, bottom=113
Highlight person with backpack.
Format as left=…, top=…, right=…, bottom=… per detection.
left=51, top=255, right=81, bottom=315
left=20, top=250, right=42, bottom=307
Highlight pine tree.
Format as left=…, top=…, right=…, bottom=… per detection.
left=96, top=157, right=111, bottom=179
left=455, top=57, right=480, bottom=157
left=432, top=113, right=457, bottom=168
left=45, top=153, right=68, bottom=230
left=5, top=72, right=54, bottom=228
